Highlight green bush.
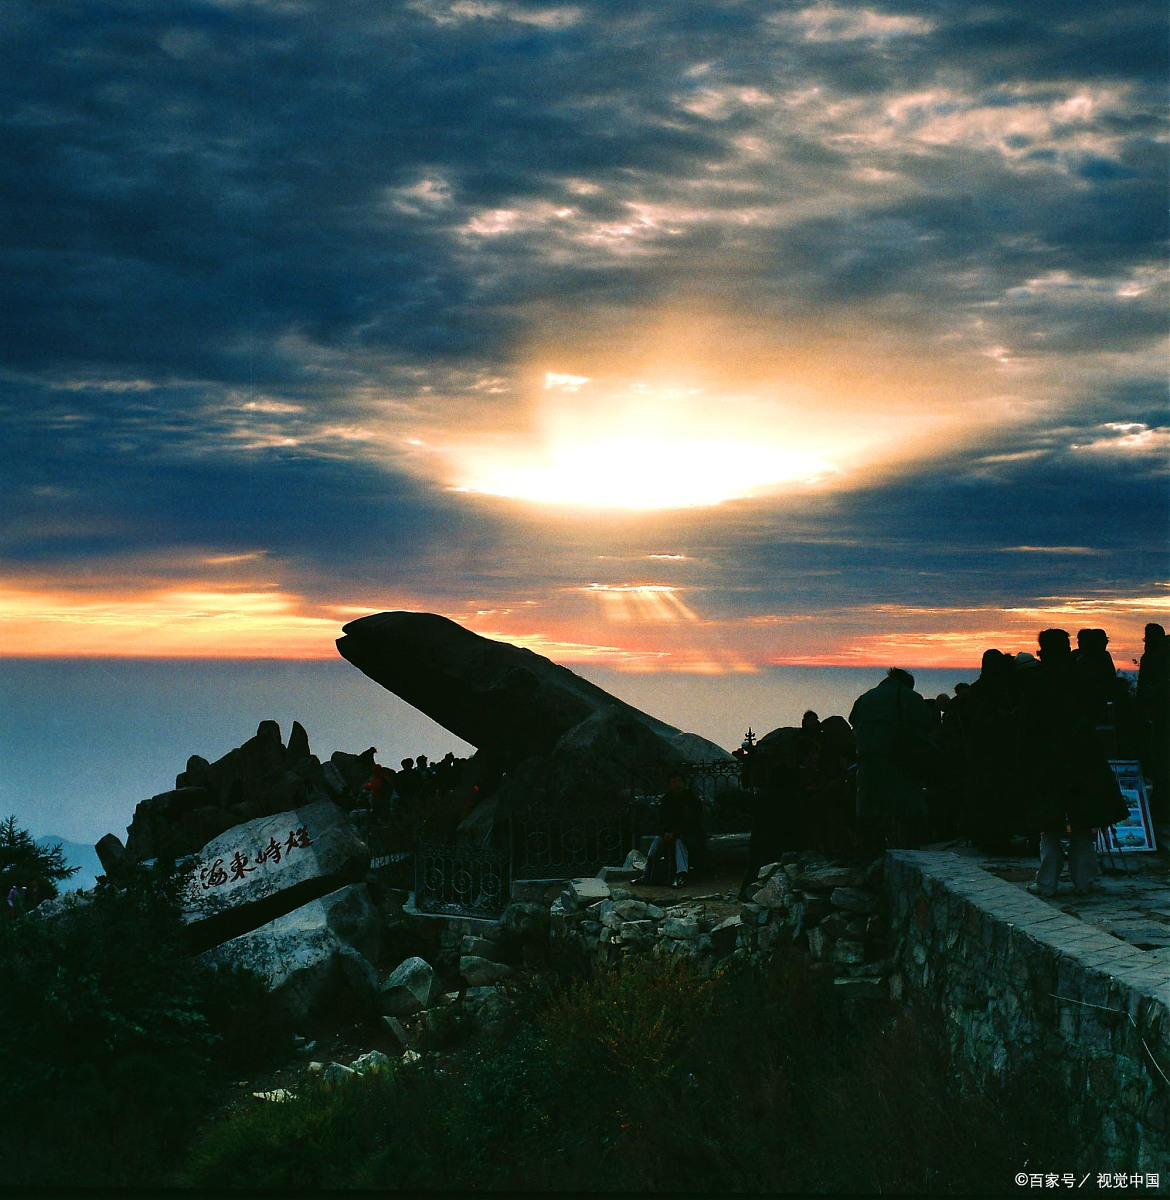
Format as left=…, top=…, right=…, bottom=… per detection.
left=0, top=859, right=288, bottom=1188
left=180, top=949, right=1066, bottom=1193
left=0, top=813, right=79, bottom=900
left=540, top=951, right=720, bottom=1089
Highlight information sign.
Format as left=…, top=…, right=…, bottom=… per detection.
left=1096, top=760, right=1156, bottom=853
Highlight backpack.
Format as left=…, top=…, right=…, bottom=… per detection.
left=643, top=848, right=673, bottom=886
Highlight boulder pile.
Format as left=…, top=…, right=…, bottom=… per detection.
left=201, top=882, right=381, bottom=1019
left=100, top=720, right=380, bottom=870
left=547, top=851, right=891, bottom=999
left=226, top=849, right=893, bottom=1106
left=77, top=611, right=752, bottom=1035
left=180, top=794, right=382, bottom=1019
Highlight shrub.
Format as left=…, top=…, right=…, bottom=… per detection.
left=0, top=860, right=288, bottom=1187
left=0, top=813, right=79, bottom=900
left=539, top=951, right=720, bottom=1090
left=180, top=949, right=1069, bottom=1194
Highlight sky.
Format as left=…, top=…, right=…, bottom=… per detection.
left=2, top=0, right=1167, bottom=674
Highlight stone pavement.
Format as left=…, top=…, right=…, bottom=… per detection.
left=943, top=828, right=1170, bottom=973
left=665, top=830, right=1170, bottom=961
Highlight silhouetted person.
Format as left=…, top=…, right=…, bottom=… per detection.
left=849, top=668, right=934, bottom=856
left=816, top=715, right=858, bottom=859
left=1074, top=628, right=1119, bottom=753
left=1137, top=623, right=1170, bottom=820
left=1018, top=629, right=1126, bottom=895
left=801, top=710, right=822, bottom=739
left=359, top=760, right=394, bottom=815
left=736, top=721, right=832, bottom=891
left=953, top=649, right=1020, bottom=852
left=929, top=693, right=964, bottom=841
left=792, top=733, right=833, bottom=851
left=737, top=747, right=795, bottom=897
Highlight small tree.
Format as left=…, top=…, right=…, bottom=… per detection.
left=0, top=814, right=79, bottom=901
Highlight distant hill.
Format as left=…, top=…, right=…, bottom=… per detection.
left=36, top=835, right=102, bottom=893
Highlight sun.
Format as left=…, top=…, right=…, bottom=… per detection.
left=447, top=372, right=842, bottom=511
left=455, top=433, right=837, bottom=509
left=431, top=306, right=994, bottom=512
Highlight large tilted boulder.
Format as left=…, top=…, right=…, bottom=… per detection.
left=200, top=884, right=381, bottom=1024
left=336, top=611, right=729, bottom=771
left=180, top=798, right=370, bottom=946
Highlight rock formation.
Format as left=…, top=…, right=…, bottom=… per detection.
left=113, top=721, right=374, bottom=866
left=200, top=883, right=382, bottom=1023
left=336, top=612, right=731, bottom=809
left=337, top=611, right=727, bottom=766
left=78, top=613, right=744, bottom=1029
left=180, top=798, right=371, bottom=948
left=378, top=955, right=444, bottom=1017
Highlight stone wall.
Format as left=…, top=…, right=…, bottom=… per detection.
left=546, top=853, right=892, bottom=1005
left=885, top=851, right=1169, bottom=1174
left=387, top=845, right=1168, bottom=1174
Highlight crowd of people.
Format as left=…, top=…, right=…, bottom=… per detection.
left=349, top=749, right=482, bottom=850
left=637, top=622, right=1169, bottom=894
left=350, top=623, right=1168, bottom=895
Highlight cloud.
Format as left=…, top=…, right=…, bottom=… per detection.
left=0, top=0, right=1164, bottom=666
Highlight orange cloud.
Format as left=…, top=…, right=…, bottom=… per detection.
left=785, top=596, right=1165, bottom=669
left=3, top=564, right=1162, bottom=675
left=0, top=581, right=346, bottom=657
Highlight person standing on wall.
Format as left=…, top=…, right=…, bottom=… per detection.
left=1018, top=628, right=1127, bottom=896
left=848, top=668, right=935, bottom=856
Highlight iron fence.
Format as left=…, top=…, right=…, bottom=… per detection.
left=364, top=758, right=745, bottom=918
left=511, top=803, right=640, bottom=880
left=682, top=758, right=745, bottom=798
left=414, top=840, right=510, bottom=917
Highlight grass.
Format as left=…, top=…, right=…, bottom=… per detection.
left=178, top=947, right=1069, bottom=1193
left=0, top=845, right=1069, bottom=1193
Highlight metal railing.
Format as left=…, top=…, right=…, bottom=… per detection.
left=367, top=758, right=744, bottom=918
left=414, top=840, right=510, bottom=917
left=510, top=803, right=640, bottom=880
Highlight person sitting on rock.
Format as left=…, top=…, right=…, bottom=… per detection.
left=634, top=770, right=708, bottom=888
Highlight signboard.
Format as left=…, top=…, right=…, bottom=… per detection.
left=1096, top=760, right=1157, bottom=853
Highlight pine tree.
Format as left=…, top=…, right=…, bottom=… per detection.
left=0, top=814, right=79, bottom=901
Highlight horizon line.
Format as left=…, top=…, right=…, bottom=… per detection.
left=0, top=651, right=992, bottom=672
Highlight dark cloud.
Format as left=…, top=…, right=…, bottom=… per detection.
left=0, top=0, right=1164, bottom=653
left=3, top=1, right=1162, bottom=372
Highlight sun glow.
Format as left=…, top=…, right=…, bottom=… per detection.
left=449, top=366, right=848, bottom=509
left=435, top=307, right=995, bottom=512
left=457, top=435, right=837, bottom=509
left=584, top=583, right=700, bottom=621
